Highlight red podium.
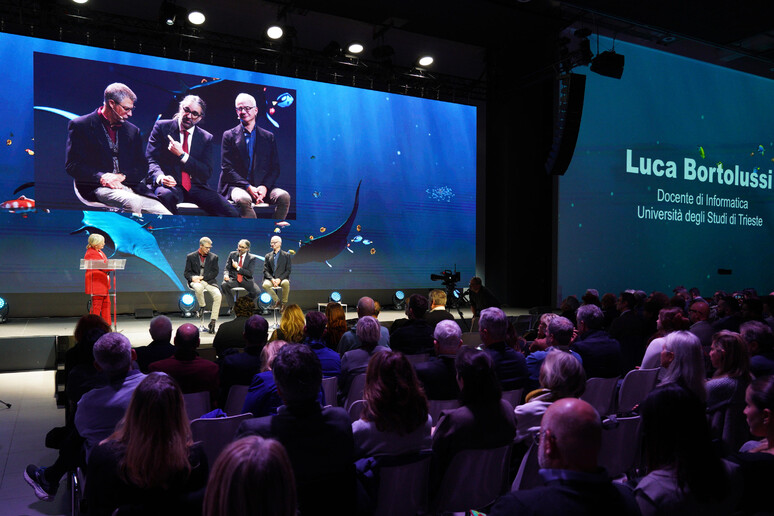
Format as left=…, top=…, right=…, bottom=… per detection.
left=80, top=258, right=126, bottom=330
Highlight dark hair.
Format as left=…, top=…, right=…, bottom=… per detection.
left=712, top=330, right=751, bottom=380
left=361, top=351, right=428, bottom=434
left=658, top=307, right=691, bottom=333
left=244, top=315, right=269, bottom=346
left=455, top=347, right=501, bottom=409
left=619, top=291, right=637, bottom=310
left=640, top=385, right=727, bottom=503
left=747, top=375, right=774, bottom=412
left=272, top=343, right=322, bottom=404
left=234, top=296, right=256, bottom=318
left=325, top=302, right=347, bottom=350
left=304, top=311, right=327, bottom=339
left=408, top=294, right=429, bottom=319
left=74, top=313, right=111, bottom=352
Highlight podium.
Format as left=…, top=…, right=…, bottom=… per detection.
left=80, top=258, right=126, bottom=330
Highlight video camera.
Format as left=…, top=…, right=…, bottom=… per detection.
left=430, top=269, right=461, bottom=287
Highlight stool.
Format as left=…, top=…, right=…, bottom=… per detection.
left=187, top=285, right=212, bottom=333
left=270, top=286, right=282, bottom=329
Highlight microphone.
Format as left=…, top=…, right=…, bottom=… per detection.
left=108, top=103, right=127, bottom=124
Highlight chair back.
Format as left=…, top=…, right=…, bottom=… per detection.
left=617, top=368, right=659, bottom=414
left=428, top=399, right=460, bottom=426
left=322, top=376, right=338, bottom=407
left=581, top=377, right=619, bottom=417
left=511, top=442, right=541, bottom=491
left=224, top=384, right=250, bottom=416
left=405, top=353, right=430, bottom=365
left=72, top=179, right=118, bottom=211
left=461, top=332, right=481, bottom=348
left=344, top=373, right=367, bottom=411
left=198, top=346, right=217, bottom=362
left=501, top=389, right=524, bottom=408
left=183, top=391, right=211, bottom=420
left=374, top=454, right=432, bottom=516
left=348, top=399, right=366, bottom=422
left=598, top=415, right=642, bottom=479
left=433, top=445, right=512, bottom=513
left=513, top=314, right=534, bottom=335
left=191, top=413, right=253, bottom=467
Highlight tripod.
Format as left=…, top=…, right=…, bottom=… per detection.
left=0, top=399, right=11, bottom=409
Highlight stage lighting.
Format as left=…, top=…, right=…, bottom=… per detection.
left=0, top=296, right=8, bottom=323
left=417, top=56, right=434, bottom=67
left=393, top=290, right=406, bottom=310
left=179, top=293, right=198, bottom=318
left=187, top=10, right=205, bottom=25
left=72, top=0, right=88, bottom=4
left=329, top=291, right=342, bottom=303
left=267, top=25, right=283, bottom=40
left=347, top=42, right=364, bottom=55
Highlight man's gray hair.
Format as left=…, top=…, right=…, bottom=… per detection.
left=104, top=83, right=136, bottom=104
left=93, top=333, right=132, bottom=373
left=434, top=319, right=462, bottom=350
left=479, top=307, right=507, bottom=341
left=547, top=316, right=575, bottom=348
left=576, top=304, right=604, bottom=330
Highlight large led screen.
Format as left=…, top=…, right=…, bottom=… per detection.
left=558, top=38, right=774, bottom=298
left=0, top=33, right=476, bottom=294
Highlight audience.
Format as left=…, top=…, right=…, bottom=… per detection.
left=478, top=307, right=529, bottom=391
left=325, top=301, right=348, bottom=351
left=242, top=340, right=287, bottom=417
left=134, top=315, right=176, bottom=373
left=425, top=288, right=455, bottom=327
left=641, top=307, right=691, bottom=368
left=269, top=303, right=305, bottom=343
left=571, top=304, right=623, bottom=378
left=687, top=299, right=714, bottom=349
left=389, top=294, right=435, bottom=355
left=740, top=320, right=774, bottom=378
left=86, top=373, right=209, bottom=516
left=415, top=319, right=463, bottom=400
left=338, top=297, right=390, bottom=355
left=203, top=436, right=297, bottom=516
left=301, top=311, right=341, bottom=378
left=528, top=312, right=559, bottom=352
left=236, top=343, right=356, bottom=515
left=657, top=331, right=707, bottom=402
left=490, top=398, right=639, bottom=515
left=525, top=316, right=582, bottom=392
left=713, top=296, right=742, bottom=333
left=339, top=316, right=389, bottom=404
left=609, top=291, right=647, bottom=373
left=218, top=314, right=269, bottom=405
left=65, top=326, right=109, bottom=413
left=212, top=296, right=255, bottom=357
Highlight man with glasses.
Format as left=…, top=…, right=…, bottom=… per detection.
left=218, top=92, right=291, bottom=219
left=146, top=95, right=238, bottom=217
left=222, top=239, right=259, bottom=307
left=66, top=83, right=171, bottom=214
left=184, top=236, right=222, bottom=333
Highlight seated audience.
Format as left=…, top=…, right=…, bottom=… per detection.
left=134, top=315, right=176, bottom=373
left=490, top=399, right=639, bottom=516
left=339, top=316, right=389, bottom=404
left=425, top=288, right=455, bottom=327
left=203, top=436, right=297, bottom=516
left=325, top=302, right=348, bottom=351
left=237, top=344, right=356, bottom=515
left=525, top=316, right=582, bottom=392
left=740, top=320, right=774, bottom=378
left=338, top=297, right=390, bottom=355
left=415, top=320, right=463, bottom=400
left=688, top=299, right=714, bottom=349
left=478, top=307, right=529, bottom=391
left=600, top=292, right=620, bottom=328
left=389, top=294, right=435, bottom=355
left=431, top=347, right=516, bottom=495
left=657, top=331, right=707, bottom=402
left=219, top=314, right=269, bottom=405
left=65, top=326, right=109, bottom=413
left=571, top=304, right=623, bottom=378
left=242, top=340, right=287, bottom=417
left=558, top=295, right=580, bottom=326
left=352, top=351, right=432, bottom=458
left=149, top=323, right=219, bottom=407
left=635, top=385, right=738, bottom=516
left=609, top=291, right=647, bottom=374
left=528, top=312, right=559, bottom=352
left=641, top=307, right=691, bottom=369
left=713, top=296, right=742, bottom=333
left=269, top=303, right=305, bottom=343
left=515, top=351, right=586, bottom=444
left=213, top=296, right=255, bottom=358
left=86, top=373, right=209, bottom=516
left=301, top=311, right=341, bottom=378
left=64, top=314, right=111, bottom=385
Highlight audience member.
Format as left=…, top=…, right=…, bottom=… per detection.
left=635, top=385, right=737, bottom=516
left=687, top=299, right=714, bottom=349
left=609, top=291, right=647, bottom=373
left=740, top=320, right=774, bottom=378
left=338, top=297, right=390, bottom=355
left=65, top=326, right=109, bottom=412
left=490, top=398, right=639, bottom=516
left=134, top=315, right=176, bottom=372
left=218, top=314, right=269, bottom=405
left=713, top=296, right=742, bottom=333
left=26, top=333, right=145, bottom=501
left=236, top=344, right=356, bottom=515
left=641, top=307, right=691, bottom=369
left=425, top=289, right=455, bottom=327
left=581, top=288, right=601, bottom=307
left=64, top=314, right=111, bottom=387
left=242, top=340, right=287, bottom=417
left=415, top=320, right=463, bottom=400
left=352, top=351, right=432, bottom=458
left=571, top=304, right=623, bottom=378
left=525, top=316, right=582, bottom=392
left=325, top=302, right=348, bottom=351
left=269, top=303, right=304, bottom=343
left=339, top=316, right=389, bottom=404
left=600, top=292, right=620, bottom=329
left=528, top=312, right=559, bottom=352
left=212, top=296, right=255, bottom=357
left=558, top=295, right=580, bottom=326
left=468, top=276, right=500, bottom=317
left=478, top=307, right=529, bottom=391
left=642, top=291, right=670, bottom=339
left=389, top=294, right=435, bottom=355
left=741, top=297, right=766, bottom=323
left=149, top=323, right=219, bottom=408
left=86, top=373, right=208, bottom=516
left=658, top=331, right=707, bottom=402
left=707, top=330, right=752, bottom=452
left=203, top=436, right=297, bottom=516
left=301, top=311, right=341, bottom=378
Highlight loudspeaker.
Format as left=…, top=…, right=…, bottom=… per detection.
left=591, top=51, right=624, bottom=79
left=545, top=73, right=586, bottom=176
left=134, top=308, right=154, bottom=319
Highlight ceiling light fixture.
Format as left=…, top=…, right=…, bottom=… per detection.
left=347, top=42, right=364, bottom=55
left=188, top=11, right=205, bottom=25
left=266, top=25, right=284, bottom=40
left=418, top=55, right=434, bottom=67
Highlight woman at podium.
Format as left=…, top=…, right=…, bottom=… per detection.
left=84, top=234, right=110, bottom=324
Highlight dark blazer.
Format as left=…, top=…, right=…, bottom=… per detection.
left=184, top=251, right=220, bottom=286
left=225, top=251, right=257, bottom=281
left=66, top=109, right=154, bottom=202
left=146, top=119, right=214, bottom=186
left=415, top=355, right=460, bottom=400
left=264, top=250, right=291, bottom=281
left=390, top=319, right=435, bottom=355
left=218, top=123, right=280, bottom=197
left=425, top=309, right=455, bottom=327
left=571, top=329, right=623, bottom=379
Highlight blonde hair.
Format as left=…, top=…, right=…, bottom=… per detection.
left=260, top=340, right=287, bottom=372
left=270, top=304, right=304, bottom=344
left=87, top=233, right=105, bottom=249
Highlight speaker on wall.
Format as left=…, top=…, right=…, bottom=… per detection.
left=545, top=73, right=586, bottom=176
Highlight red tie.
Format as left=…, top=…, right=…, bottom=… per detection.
left=181, top=131, right=191, bottom=191
left=237, top=254, right=243, bottom=283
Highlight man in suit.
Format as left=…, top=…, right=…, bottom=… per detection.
left=609, top=291, right=647, bottom=373
left=572, top=304, right=623, bottom=379
left=415, top=319, right=463, bottom=400
left=218, top=92, right=291, bottom=219
left=184, top=236, right=222, bottom=334
left=262, top=235, right=291, bottom=309
left=479, top=307, right=529, bottom=391
left=146, top=95, right=238, bottom=217
left=134, top=315, right=176, bottom=372
left=66, top=82, right=170, bottom=215
left=222, top=239, right=259, bottom=305
left=425, top=289, right=456, bottom=327
left=390, top=294, right=435, bottom=356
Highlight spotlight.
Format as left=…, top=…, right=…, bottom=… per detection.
left=590, top=50, right=625, bottom=79
left=0, top=296, right=8, bottom=323
left=179, top=293, right=198, bottom=318
left=72, top=0, right=88, bottom=4
left=329, top=291, right=342, bottom=304
left=393, top=290, right=406, bottom=310
left=417, top=56, right=434, bottom=67
left=258, top=291, right=273, bottom=315
left=347, top=42, right=364, bottom=55
left=187, top=10, right=205, bottom=25
left=266, top=25, right=284, bottom=40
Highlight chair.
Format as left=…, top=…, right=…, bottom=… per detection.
left=344, top=373, right=367, bottom=411
left=374, top=453, right=432, bottom=516
left=187, top=284, right=212, bottom=333
left=224, top=384, right=250, bottom=416
left=428, top=399, right=460, bottom=425
left=513, top=314, right=534, bottom=335
left=183, top=391, right=211, bottom=420
left=198, top=346, right=217, bottom=362
left=617, top=368, right=659, bottom=415
left=348, top=399, right=366, bottom=422
left=502, top=388, right=524, bottom=408
left=191, top=413, right=253, bottom=467
left=433, top=445, right=512, bottom=513
left=72, top=179, right=119, bottom=212
left=581, top=377, right=619, bottom=417
left=321, top=376, right=338, bottom=407
left=511, top=441, right=541, bottom=491
left=405, top=353, right=430, bottom=365
left=598, top=415, right=642, bottom=479
left=461, top=332, right=481, bottom=348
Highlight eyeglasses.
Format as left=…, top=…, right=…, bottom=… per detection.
left=183, top=106, right=202, bottom=119
left=201, top=245, right=212, bottom=250
left=113, top=101, right=135, bottom=113
left=237, top=245, right=248, bottom=249
left=235, top=105, right=256, bottom=113
left=533, top=430, right=544, bottom=446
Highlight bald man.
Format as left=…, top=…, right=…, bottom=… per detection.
left=337, top=296, right=390, bottom=355
left=490, top=398, right=639, bottom=515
